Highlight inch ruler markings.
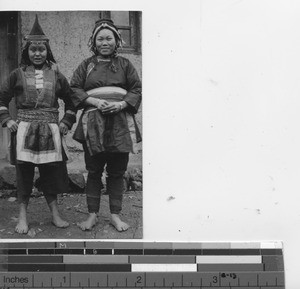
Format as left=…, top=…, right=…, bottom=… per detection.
left=0, top=241, right=284, bottom=288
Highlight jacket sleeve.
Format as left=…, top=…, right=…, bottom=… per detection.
left=0, top=70, right=17, bottom=127
left=56, top=71, right=76, bottom=129
left=70, top=59, right=90, bottom=110
left=124, top=59, right=142, bottom=114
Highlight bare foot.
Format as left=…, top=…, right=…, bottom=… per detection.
left=15, top=219, right=29, bottom=234
left=15, top=203, right=29, bottom=234
left=47, top=199, right=69, bottom=228
left=111, top=214, right=129, bottom=232
left=77, top=213, right=97, bottom=231
left=52, top=215, right=69, bottom=228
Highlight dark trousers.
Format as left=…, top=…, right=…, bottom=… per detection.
left=16, top=161, right=68, bottom=204
left=84, top=146, right=129, bottom=214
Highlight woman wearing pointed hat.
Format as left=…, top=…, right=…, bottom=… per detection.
left=70, top=18, right=142, bottom=232
left=0, top=15, right=76, bottom=234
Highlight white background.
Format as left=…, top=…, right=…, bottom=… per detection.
left=1, top=0, right=300, bottom=288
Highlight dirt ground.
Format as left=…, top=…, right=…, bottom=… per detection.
left=0, top=191, right=142, bottom=239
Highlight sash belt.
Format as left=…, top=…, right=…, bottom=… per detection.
left=17, top=109, right=59, bottom=124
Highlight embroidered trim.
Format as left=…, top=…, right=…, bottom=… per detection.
left=35, top=70, right=44, bottom=90
left=18, top=109, right=59, bottom=123
left=86, top=62, right=95, bottom=79
left=21, top=66, right=56, bottom=109
left=1, top=117, right=11, bottom=126
left=16, top=121, right=62, bottom=164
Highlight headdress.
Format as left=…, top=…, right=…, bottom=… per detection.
left=25, top=15, right=49, bottom=43
left=21, top=15, right=56, bottom=67
left=89, top=18, right=124, bottom=56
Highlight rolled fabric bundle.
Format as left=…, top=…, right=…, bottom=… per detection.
left=86, top=86, right=127, bottom=102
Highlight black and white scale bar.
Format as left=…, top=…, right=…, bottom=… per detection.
left=0, top=272, right=285, bottom=288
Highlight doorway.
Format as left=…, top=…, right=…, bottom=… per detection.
left=0, top=11, right=19, bottom=160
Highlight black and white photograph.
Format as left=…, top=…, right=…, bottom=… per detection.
left=0, top=10, right=142, bottom=239
left=1, top=0, right=300, bottom=288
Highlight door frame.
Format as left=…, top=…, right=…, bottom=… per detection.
left=0, top=11, right=20, bottom=161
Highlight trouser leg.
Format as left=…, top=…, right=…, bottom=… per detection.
left=16, top=162, right=35, bottom=205
left=106, top=152, right=129, bottom=214
left=39, top=162, right=68, bottom=205
left=84, top=145, right=106, bottom=213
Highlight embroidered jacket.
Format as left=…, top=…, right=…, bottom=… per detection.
left=0, top=65, right=76, bottom=128
left=0, top=64, right=76, bottom=164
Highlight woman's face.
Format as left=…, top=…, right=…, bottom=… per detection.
left=28, top=43, right=47, bottom=68
left=95, top=29, right=116, bottom=57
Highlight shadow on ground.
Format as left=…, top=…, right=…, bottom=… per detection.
left=0, top=191, right=142, bottom=239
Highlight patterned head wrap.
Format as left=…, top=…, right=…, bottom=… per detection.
left=89, top=18, right=124, bottom=57
left=21, top=15, right=56, bottom=67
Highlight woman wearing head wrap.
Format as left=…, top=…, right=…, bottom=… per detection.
left=71, top=19, right=142, bottom=232
left=0, top=15, right=76, bottom=234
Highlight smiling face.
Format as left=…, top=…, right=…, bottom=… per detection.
left=28, top=43, right=47, bottom=68
left=95, top=29, right=116, bottom=57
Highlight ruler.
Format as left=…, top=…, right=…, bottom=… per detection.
left=0, top=241, right=284, bottom=289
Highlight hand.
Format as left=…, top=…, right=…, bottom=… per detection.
left=95, top=99, right=109, bottom=110
left=84, top=97, right=109, bottom=110
left=101, top=102, right=123, bottom=115
left=59, top=122, right=69, bottom=135
left=6, top=120, right=18, bottom=133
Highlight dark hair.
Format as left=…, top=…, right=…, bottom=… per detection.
left=20, top=41, right=56, bottom=67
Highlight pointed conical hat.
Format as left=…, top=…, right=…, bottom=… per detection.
left=25, top=15, right=49, bottom=41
